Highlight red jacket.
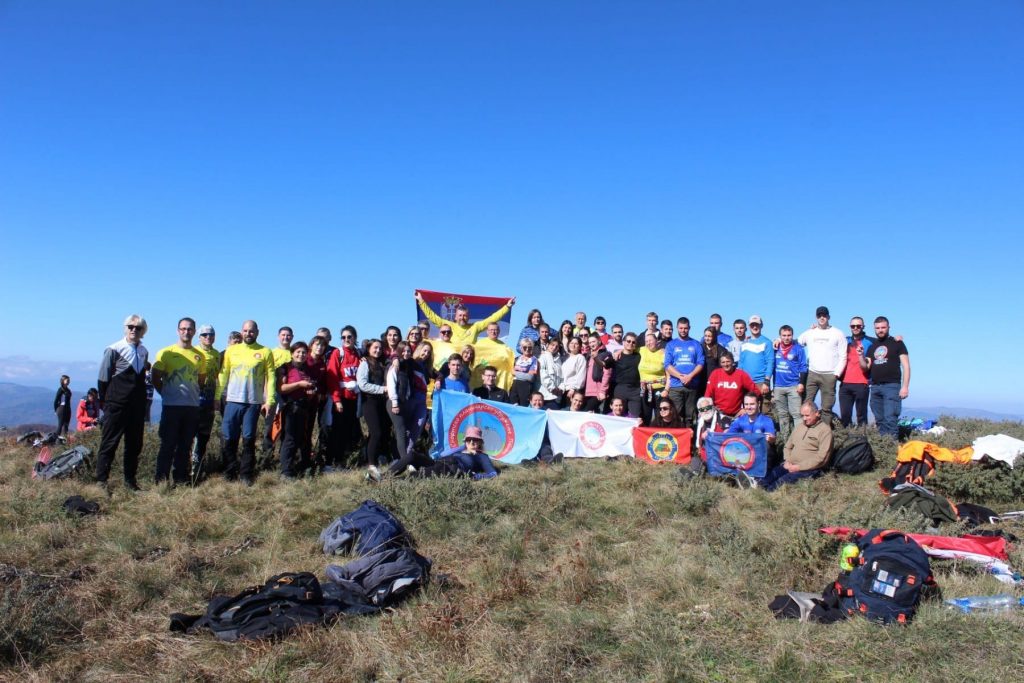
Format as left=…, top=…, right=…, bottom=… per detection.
left=76, top=398, right=99, bottom=430
left=327, top=346, right=361, bottom=403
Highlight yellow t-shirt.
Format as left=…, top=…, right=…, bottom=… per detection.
left=196, top=345, right=221, bottom=403
left=153, top=344, right=206, bottom=407
left=638, top=347, right=666, bottom=389
left=470, top=338, right=514, bottom=390
left=217, top=342, right=276, bottom=405
left=271, top=347, right=292, bottom=369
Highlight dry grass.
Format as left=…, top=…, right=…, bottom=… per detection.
left=1, top=418, right=1024, bottom=682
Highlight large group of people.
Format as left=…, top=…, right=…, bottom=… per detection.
left=78, top=298, right=910, bottom=492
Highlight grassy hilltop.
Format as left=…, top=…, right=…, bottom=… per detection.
left=2, top=418, right=1024, bottom=682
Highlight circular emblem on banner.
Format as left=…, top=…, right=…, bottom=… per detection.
left=448, top=403, right=515, bottom=459
left=578, top=421, right=606, bottom=450
left=720, top=436, right=756, bottom=470
left=646, top=431, right=679, bottom=462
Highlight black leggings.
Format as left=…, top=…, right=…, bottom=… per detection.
left=362, top=394, right=389, bottom=467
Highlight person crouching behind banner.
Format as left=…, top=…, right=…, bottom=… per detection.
left=435, top=353, right=470, bottom=393
left=276, top=342, right=320, bottom=480
left=412, top=426, right=499, bottom=479
left=651, top=398, right=684, bottom=429
left=695, top=396, right=728, bottom=464
left=756, top=401, right=833, bottom=491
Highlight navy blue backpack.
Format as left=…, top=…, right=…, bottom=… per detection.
left=835, top=529, right=936, bottom=624
left=320, top=500, right=410, bottom=556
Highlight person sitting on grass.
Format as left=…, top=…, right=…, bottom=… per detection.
left=76, top=388, right=101, bottom=431
left=412, top=426, right=499, bottom=479
left=756, top=401, right=833, bottom=492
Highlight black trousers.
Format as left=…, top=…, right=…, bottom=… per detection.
left=328, top=398, right=360, bottom=466
left=614, top=384, right=643, bottom=421
left=839, top=382, right=869, bottom=427
left=510, top=380, right=534, bottom=407
left=279, top=403, right=311, bottom=477
left=362, top=394, right=389, bottom=467
left=56, top=407, right=71, bottom=437
left=95, top=399, right=146, bottom=484
left=156, top=405, right=200, bottom=483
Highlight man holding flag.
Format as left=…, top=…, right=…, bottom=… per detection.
left=415, top=290, right=516, bottom=346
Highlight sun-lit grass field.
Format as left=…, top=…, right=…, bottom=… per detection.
left=2, top=417, right=1024, bottom=682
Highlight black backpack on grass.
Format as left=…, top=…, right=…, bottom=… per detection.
left=325, top=546, right=432, bottom=613
left=830, top=436, right=874, bottom=474
left=833, top=529, right=936, bottom=625
left=182, top=572, right=343, bottom=642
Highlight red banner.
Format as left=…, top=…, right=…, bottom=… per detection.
left=632, top=427, right=692, bottom=465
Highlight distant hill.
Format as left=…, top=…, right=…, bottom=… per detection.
left=902, top=406, right=1023, bottom=423
left=0, top=382, right=161, bottom=431
left=0, top=383, right=60, bottom=429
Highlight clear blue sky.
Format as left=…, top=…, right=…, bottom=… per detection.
left=1, top=2, right=1022, bottom=413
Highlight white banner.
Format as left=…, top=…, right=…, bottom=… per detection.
left=545, top=410, right=637, bottom=458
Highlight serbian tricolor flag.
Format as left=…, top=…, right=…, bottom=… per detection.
left=632, top=428, right=693, bottom=465
left=546, top=411, right=636, bottom=458
left=415, top=288, right=512, bottom=339
left=704, top=432, right=768, bottom=478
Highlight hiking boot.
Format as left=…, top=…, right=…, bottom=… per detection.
left=241, top=477, right=255, bottom=488
left=405, top=465, right=417, bottom=475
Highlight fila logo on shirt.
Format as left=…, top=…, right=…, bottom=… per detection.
left=716, top=380, right=739, bottom=390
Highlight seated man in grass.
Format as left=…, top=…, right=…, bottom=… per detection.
left=757, top=401, right=832, bottom=492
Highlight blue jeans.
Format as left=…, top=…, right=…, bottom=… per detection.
left=758, top=464, right=821, bottom=492
left=222, top=402, right=262, bottom=479
left=870, top=383, right=902, bottom=438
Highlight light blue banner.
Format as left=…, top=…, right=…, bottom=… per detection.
left=431, top=390, right=547, bottom=465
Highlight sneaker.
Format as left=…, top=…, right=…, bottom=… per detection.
left=366, top=465, right=382, bottom=483
left=405, top=464, right=416, bottom=475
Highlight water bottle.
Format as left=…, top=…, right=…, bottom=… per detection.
left=945, top=595, right=1024, bottom=614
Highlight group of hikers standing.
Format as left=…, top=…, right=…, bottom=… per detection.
left=76, top=297, right=909, bottom=492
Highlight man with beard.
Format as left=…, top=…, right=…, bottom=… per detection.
left=216, top=320, right=275, bottom=485
left=865, top=316, right=910, bottom=439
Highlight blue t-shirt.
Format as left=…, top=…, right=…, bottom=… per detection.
left=727, top=413, right=776, bottom=437
left=664, top=338, right=705, bottom=388
left=439, top=376, right=469, bottom=393
left=774, top=344, right=808, bottom=388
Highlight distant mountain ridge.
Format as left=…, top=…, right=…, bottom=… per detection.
left=902, top=406, right=1023, bottom=423
left=0, top=382, right=161, bottom=431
